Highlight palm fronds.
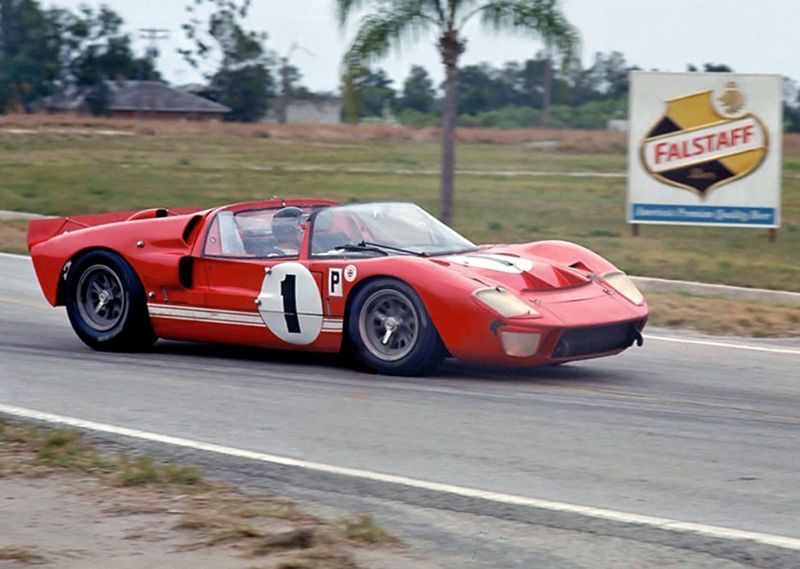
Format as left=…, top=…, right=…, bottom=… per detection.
left=474, top=0, right=579, bottom=65
left=342, top=1, right=441, bottom=68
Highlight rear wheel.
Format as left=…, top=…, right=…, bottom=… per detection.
left=65, top=250, right=156, bottom=352
left=347, top=278, right=444, bottom=376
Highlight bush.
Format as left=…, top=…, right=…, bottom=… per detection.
left=459, top=106, right=542, bottom=129
left=396, top=108, right=439, bottom=128
left=452, top=98, right=628, bottom=130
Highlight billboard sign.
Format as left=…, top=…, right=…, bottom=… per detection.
left=628, top=72, right=782, bottom=228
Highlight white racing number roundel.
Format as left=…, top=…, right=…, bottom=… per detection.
left=257, top=262, right=323, bottom=345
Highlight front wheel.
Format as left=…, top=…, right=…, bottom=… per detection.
left=347, top=278, right=445, bottom=376
left=65, top=250, right=156, bottom=352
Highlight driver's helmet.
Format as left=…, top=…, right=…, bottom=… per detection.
left=272, top=207, right=304, bottom=247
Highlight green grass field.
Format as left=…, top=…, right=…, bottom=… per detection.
left=1, top=126, right=798, bottom=292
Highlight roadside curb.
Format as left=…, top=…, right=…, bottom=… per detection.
left=0, top=210, right=48, bottom=221
left=632, top=276, right=800, bottom=307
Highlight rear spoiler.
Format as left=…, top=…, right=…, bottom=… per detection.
left=26, top=208, right=201, bottom=251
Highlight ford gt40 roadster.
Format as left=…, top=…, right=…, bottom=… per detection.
left=27, top=199, right=647, bottom=376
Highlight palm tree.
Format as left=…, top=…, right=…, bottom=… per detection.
left=337, top=0, right=578, bottom=225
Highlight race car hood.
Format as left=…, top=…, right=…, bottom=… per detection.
left=429, top=245, right=596, bottom=295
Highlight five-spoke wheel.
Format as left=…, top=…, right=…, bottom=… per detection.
left=359, top=289, right=419, bottom=362
left=76, top=265, right=128, bottom=332
left=348, top=278, right=444, bottom=376
left=66, top=250, right=155, bottom=352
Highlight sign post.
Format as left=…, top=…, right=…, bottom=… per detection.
left=628, top=72, right=782, bottom=237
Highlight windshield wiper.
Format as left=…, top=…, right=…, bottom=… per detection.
left=356, top=240, right=428, bottom=257
left=334, top=243, right=389, bottom=256
left=334, top=241, right=427, bottom=257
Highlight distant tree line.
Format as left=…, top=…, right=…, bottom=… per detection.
left=346, top=58, right=800, bottom=133
left=0, top=0, right=158, bottom=114
left=340, top=51, right=628, bottom=129
left=0, top=0, right=302, bottom=121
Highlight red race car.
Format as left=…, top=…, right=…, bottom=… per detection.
left=27, top=199, right=647, bottom=376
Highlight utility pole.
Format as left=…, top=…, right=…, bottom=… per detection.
left=542, top=43, right=552, bottom=128
left=278, top=42, right=314, bottom=123
left=138, top=28, right=169, bottom=117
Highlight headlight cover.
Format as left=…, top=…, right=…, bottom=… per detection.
left=501, top=332, right=542, bottom=357
left=602, top=271, right=645, bottom=305
left=473, top=287, right=540, bottom=318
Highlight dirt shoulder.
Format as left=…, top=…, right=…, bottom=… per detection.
left=646, top=292, right=800, bottom=338
left=0, top=421, right=434, bottom=569
left=0, top=221, right=27, bottom=254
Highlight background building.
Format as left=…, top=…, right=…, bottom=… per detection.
left=45, top=81, right=230, bottom=121
left=264, top=96, right=342, bottom=125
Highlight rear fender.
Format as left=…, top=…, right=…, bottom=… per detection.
left=26, top=208, right=201, bottom=251
left=30, top=213, right=206, bottom=306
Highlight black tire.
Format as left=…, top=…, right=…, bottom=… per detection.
left=347, top=278, right=445, bottom=376
left=65, top=250, right=156, bottom=352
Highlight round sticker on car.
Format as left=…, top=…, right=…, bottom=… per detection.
left=257, top=262, right=323, bottom=345
left=344, top=264, right=357, bottom=282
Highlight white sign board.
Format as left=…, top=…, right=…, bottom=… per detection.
left=628, top=72, right=782, bottom=228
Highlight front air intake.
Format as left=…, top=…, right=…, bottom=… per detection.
left=553, top=323, right=639, bottom=358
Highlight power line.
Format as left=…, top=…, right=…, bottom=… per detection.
left=137, top=28, right=170, bottom=116
left=139, top=28, right=170, bottom=59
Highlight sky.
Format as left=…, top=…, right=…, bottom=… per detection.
left=44, top=0, right=800, bottom=93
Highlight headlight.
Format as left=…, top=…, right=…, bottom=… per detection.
left=602, top=272, right=644, bottom=305
left=473, top=287, right=540, bottom=318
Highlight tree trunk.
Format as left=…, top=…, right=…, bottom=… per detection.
left=440, top=60, right=458, bottom=226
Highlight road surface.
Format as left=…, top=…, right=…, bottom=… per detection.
left=1, top=253, right=798, bottom=568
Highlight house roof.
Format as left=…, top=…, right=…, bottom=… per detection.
left=47, top=81, right=230, bottom=114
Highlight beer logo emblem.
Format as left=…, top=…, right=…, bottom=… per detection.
left=641, top=83, right=768, bottom=197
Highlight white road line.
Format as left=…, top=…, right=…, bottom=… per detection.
left=0, top=252, right=31, bottom=260
left=0, top=403, right=797, bottom=551
left=645, top=334, right=800, bottom=356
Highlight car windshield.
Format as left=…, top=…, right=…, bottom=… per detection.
left=311, top=202, right=477, bottom=257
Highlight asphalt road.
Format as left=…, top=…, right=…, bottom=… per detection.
left=1, top=253, right=798, bottom=568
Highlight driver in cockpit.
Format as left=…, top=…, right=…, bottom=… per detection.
left=271, top=207, right=304, bottom=256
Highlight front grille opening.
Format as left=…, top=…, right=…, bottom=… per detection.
left=553, top=323, right=638, bottom=359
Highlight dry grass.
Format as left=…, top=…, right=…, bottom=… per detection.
left=274, top=548, right=360, bottom=569
left=173, top=500, right=311, bottom=547
left=5, top=113, right=800, bottom=156
left=171, top=499, right=388, bottom=561
left=338, top=515, right=390, bottom=545
left=0, top=421, right=201, bottom=486
left=0, top=546, right=45, bottom=564
left=247, top=527, right=319, bottom=555
left=0, top=114, right=628, bottom=153
left=0, top=420, right=396, bottom=568
left=170, top=500, right=369, bottom=566
left=783, top=133, right=800, bottom=156
left=0, top=220, right=28, bottom=254
left=647, top=293, right=800, bottom=337
left=116, top=456, right=202, bottom=487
